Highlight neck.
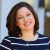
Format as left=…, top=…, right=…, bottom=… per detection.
left=21, top=29, right=35, bottom=41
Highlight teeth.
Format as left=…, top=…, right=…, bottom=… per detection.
left=24, top=22, right=30, bottom=26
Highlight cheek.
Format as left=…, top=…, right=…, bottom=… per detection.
left=15, top=21, right=23, bottom=29
left=17, top=21, right=23, bottom=27
left=17, top=22, right=24, bottom=30
left=31, top=17, right=35, bottom=25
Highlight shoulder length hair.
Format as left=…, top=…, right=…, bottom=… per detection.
left=6, top=2, right=39, bottom=37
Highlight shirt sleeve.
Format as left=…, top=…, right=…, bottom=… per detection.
left=0, top=36, right=11, bottom=50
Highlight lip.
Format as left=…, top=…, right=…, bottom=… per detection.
left=24, top=22, right=31, bottom=26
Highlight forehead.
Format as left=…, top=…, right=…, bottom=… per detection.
left=17, top=7, right=31, bottom=14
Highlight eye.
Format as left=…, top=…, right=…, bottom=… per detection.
left=27, top=14, right=31, bottom=16
left=18, top=17, right=23, bottom=19
left=18, top=17, right=22, bottom=19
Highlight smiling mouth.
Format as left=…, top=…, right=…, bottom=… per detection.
left=24, top=22, right=31, bottom=26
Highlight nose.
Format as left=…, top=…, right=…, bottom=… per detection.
left=23, top=16, right=28, bottom=21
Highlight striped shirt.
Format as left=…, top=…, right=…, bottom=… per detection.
left=0, top=33, right=50, bottom=50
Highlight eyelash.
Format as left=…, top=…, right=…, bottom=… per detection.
left=18, top=17, right=22, bottom=19
left=27, top=14, right=30, bottom=16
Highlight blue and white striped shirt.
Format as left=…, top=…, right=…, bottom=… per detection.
left=0, top=33, right=50, bottom=50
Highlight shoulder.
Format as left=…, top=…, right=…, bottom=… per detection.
left=2, top=36, right=22, bottom=43
left=0, top=36, right=12, bottom=50
left=2, top=36, right=21, bottom=42
left=2, top=36, right=11, bottom=43
left=0, top=36, right=21, bottom=50
left=38, top=33, right=49, bottom=39
left=37, top=33, right=50, bottom=42
left=37, top=33, right=50, bottom=49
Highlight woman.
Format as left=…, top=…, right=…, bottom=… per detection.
left=0, top=2, right=50, bottom=50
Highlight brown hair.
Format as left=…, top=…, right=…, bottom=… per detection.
left=6, top=2, right=39, bottom=37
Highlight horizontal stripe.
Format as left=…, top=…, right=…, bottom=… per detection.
left=0, top=44, right=11, bottom=50
left=38, top=37, right=48, bottom=39
left=11, top=43, right=49, bottom=46
left=8, top=37, right=21, bottom=39
left=4, top=39, right=11, bottom=42
left=8, top=36, right=48, bottom=40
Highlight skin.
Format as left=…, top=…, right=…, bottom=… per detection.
left=16, top=7, right=36, bottom=41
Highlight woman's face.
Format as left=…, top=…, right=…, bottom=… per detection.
left=16, top=7, right=35, bottom=31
